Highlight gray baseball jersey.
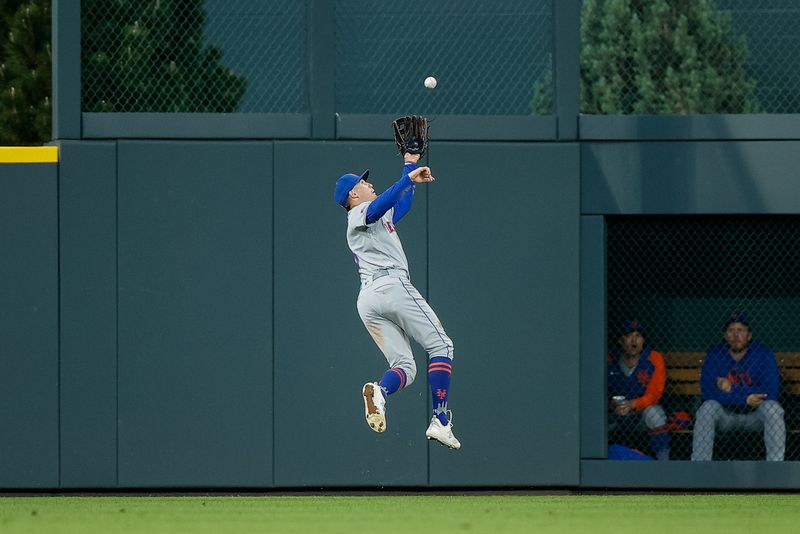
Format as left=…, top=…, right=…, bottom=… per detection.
left=347, top=202, right=409, bottom=283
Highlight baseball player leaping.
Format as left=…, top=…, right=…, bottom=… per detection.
left=333, top=116, right=460, bottom=450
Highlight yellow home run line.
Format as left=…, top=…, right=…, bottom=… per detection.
left=0, top=146, right=59, bottom=163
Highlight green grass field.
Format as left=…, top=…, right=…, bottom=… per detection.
left=0, top=494, right=797, bottom=533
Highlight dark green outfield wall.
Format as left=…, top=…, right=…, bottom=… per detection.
left=0, top=140, right=579, bottom=488
left=4, top=138, right=800, bottom=488
left=0, top=163, right=58, bottom=488
left=17, top=0, right=797, bottom=490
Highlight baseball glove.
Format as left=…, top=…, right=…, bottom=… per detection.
left=392, top=115, right=429, bottom=157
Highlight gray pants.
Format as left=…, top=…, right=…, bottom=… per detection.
left=691, top=400, right=785, bottom=461
left=357, top=275, right=454, bottom=387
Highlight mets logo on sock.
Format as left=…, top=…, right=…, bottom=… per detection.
left=436, top=389, right=447, bottom=400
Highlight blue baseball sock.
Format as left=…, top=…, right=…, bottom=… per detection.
left=427, top=357, right=452, bottom=425
left=379, top=367, right=407, bottom=397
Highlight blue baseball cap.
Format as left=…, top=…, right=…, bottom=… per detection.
left=334, top=170, right=370, bottom=207
left=622, top=319, right=645, bottom=335
left=724, top=311, right=750, bottom=329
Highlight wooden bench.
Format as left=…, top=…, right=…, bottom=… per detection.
left=665, top=351, right=800, bottom=397
left=664, top=351, right=800, bottom=437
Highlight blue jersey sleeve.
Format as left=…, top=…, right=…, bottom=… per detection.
left=392, top=182, right=416, bottom=224
left=365, top=163, right=416, bottom=225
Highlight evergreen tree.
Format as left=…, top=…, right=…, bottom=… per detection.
left=580, top=0, right=757, bottom=114
left=0, top=0, right=52, bottom=144
left=530, top=55, right=553, bottom=115
left=82, top=0, right=245, bottom=112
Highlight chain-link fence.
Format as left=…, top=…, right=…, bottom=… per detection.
left=79, top=1, right=800, bottom=117
left=335, top=0, right=553, bottom=115
left=81, top=0, right=307, bottom=113
left=581, top=0, right=800, bottom=114
left=606, top=216, right=800, bottom=461
left=80, top=0, right=553, bottom=116
left=719, top=0, right=800, bottom=114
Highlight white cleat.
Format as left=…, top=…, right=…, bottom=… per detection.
left=362, top=382, right=386, bottom=433
left=426, top=412, right=461, bottom=450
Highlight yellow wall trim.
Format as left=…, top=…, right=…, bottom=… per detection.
left=0, top=146, right=59, bottom=163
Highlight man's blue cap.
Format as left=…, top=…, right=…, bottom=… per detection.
left=724, top=311, right=750, bottom=329
left=334, top=170, right=369, bottom=207
left=622, top=319, right=645, bottom=335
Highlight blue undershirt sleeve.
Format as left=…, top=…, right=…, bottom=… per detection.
left=365, top=163, right=417, bottom=225
left=392, top=183, right=415, bottom=224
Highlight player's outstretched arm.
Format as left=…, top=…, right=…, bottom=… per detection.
left=365, top=166, right=415, bottom=224
left=393, top=165, right=436, bottom=223
left=392, top=163, right=417, bottom=223
left=366, top=161, right=435, bottom=225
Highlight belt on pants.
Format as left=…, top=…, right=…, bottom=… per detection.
left=362, top=268, right=408, bottom=286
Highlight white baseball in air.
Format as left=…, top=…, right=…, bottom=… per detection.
left=424, top=76, right=437, bottom=89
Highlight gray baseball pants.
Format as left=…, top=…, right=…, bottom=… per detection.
left=357, top=274, right=454, bottom=387
left=691, top=399, right=785, bottom=461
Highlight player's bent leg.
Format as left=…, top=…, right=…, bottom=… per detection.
left=357, top=298, right=417, bottom=434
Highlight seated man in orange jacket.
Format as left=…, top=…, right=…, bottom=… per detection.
left=608, top=320, right=670, bottom=460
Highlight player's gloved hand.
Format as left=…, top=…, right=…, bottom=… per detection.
left=393, top=115, right=429, bottom=157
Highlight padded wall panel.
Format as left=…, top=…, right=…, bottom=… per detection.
left=273, top=142, right=429, bottom=486
left=0, top=164, right=59, bottom=487
left=59, top=141, right=118, bottom=487
left=117, top=141, right=273, bottom=487
left=427, top=143, right=581, bottom=485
